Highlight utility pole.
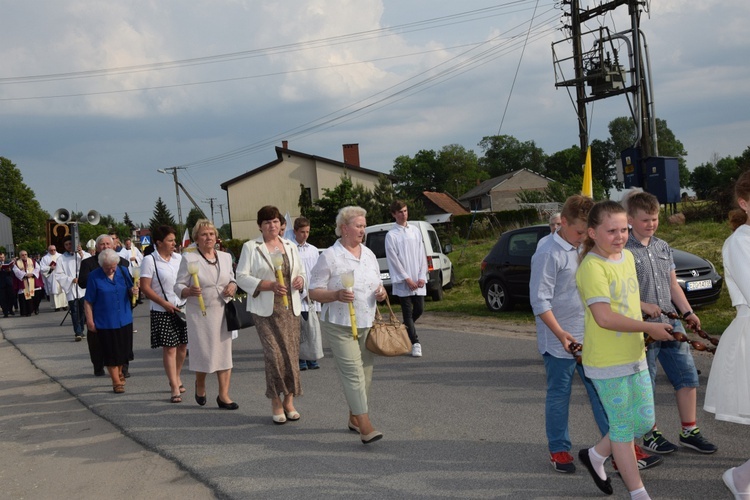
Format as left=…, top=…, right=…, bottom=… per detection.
left=553, top=0, right=678, bottom=208
left=217, top=204, right=226, bottom=226
left=204, top=198, right=216, bottom=225
left=156, top=167, right=187, bottom=226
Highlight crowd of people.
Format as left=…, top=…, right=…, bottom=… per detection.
left=2, top=178, right=749, bottom=492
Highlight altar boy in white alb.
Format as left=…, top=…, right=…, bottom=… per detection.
left=385, top=200, right=427, bottom=358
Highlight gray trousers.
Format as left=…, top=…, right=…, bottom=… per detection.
left=321, top=320, right=374, bottom=415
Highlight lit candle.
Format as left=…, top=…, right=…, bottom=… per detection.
left=131, top=266, right=140, bottom=307
left=340, top=270, right=358, bottom=340
left=187, top=261, right=207, bottom=316
left=270, top=248, right=289, bottom=309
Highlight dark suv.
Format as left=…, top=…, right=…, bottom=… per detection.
left=479, top=225, right=724, bottom=312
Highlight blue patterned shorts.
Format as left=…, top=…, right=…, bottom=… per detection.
left=592, top=370, right=655, bottom=442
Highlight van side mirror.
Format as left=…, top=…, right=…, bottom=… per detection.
left=443, top=244, right=453, bottom=254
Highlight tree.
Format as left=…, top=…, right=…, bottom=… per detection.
left=0, top=156, right=49, bottom=250
left=590, top=138, right=621, bottom=198
left=544, top=146, right=580, bottom=182
left=305, top=175, right=362, bottom=247
left=123, top=212, right=135, bottom=230
left=390, top=145, right=486, bottom=202
left=369, top=174, right=398, bottom=225
left=477, top=135, right=546, bottom=177
left=149, top=197, right=177, bottom=234
left=185, top=207, right=204, bottom=233
left=390, top=150, right=442, bottom=200
left=437, top=144, right=487, bottom=198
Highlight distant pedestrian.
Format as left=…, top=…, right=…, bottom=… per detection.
left=54, top=236, right=90, bottom=341
left=0, top=252, right=16, bottom=317
left=537, top=212, right=562, bottom=249
left=385, top=200, right=427, bottom=357
left=40, top=245, right=67, bottom=311
left=294, top=216, right=322, bottom=371
left=12, top=250, right=43, bottom=316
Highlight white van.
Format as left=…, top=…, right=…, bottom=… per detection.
left=364, top=221, right=453, bottom=301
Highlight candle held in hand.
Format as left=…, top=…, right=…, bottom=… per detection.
left=340, top=270, right=358, bottom=340
left=187, top=261, right=207, bottom=316
left=270, top=249, right=289, bottom=309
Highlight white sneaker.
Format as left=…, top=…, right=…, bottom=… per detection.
left=411, top=343, right=422, bottom=357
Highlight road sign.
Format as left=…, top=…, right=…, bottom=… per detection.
left=140, top=236, right=151, bottom=246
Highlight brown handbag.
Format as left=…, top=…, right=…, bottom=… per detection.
left=366, top=295, right=411, bottom=357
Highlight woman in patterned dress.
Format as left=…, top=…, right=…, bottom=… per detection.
left=236, top=205, right=305, bottom=425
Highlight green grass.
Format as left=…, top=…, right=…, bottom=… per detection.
left=422, top=218, right=737, bottom=335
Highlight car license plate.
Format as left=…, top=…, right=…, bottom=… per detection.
left=380, top=272, right=390, bottom=280
left=687, top=279, right=712, bottom=291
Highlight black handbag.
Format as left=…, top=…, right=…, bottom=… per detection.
left=225, top=289, right=254, bottom=330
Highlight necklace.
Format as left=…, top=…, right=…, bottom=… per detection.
left=197, top=248, right=218, bottom=265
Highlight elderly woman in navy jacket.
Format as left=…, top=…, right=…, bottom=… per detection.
left=83, top=249, right=138, bottom=393
left=236, top=205, right=305, bottom=425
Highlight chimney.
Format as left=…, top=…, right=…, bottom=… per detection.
left=342, top=144, right=360, bottom=167
left=282, top=140, right=288, bottom=149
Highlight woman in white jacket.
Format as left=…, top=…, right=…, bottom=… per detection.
left=236, top=205, right=305, bottom=425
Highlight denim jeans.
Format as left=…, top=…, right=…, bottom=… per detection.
left=68, top=297, right=86, bottom=336
left=399, top=295, right=424, bottom=345
left=543, top=353, right=609, bottom=453
left=646, top=320, right=699, bottom=394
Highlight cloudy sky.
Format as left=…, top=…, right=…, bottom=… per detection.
left=2, top=0, right=748, bottom=226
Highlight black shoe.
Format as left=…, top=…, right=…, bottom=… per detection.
left=122, top=366, right=130, bottom=378
left=216, top=396, right=239, bottom=410
left=195, top=382, right=207, bottom=406
left=578, top=449, right=613, bottom=495
left=94, top=369, right=105, bottom=377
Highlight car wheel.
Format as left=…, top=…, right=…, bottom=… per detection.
left=484, top=279, right=511, bottom=312
left=444, top=268, right=455, bottom=290
left=431, top=273, right=444, bottom=301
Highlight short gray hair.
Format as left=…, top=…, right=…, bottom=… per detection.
left=97, top=248, right=120, bottom=267
left=96, top=234, right=113, bottom=248
left=335, top=206, right=367, bottom=237
left=549, top=212, right=561, bottom=224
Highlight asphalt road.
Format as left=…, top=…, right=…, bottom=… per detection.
left=0, top=303, right=741, bottom=499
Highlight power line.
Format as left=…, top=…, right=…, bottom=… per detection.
left=0, top=1, right=544, bottom=85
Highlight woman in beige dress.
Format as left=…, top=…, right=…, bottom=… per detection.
left=236, top=205, right=305, bottom=424
left=175, top=219, right=239, bottom=409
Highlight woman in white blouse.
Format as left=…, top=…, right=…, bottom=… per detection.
left=310, top=206, right=387, bottom=444
left=139, top=225, right=187, bottom=403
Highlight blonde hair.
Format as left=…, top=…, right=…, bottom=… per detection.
left=191, top=219, right=217, bottom=241
left=335, top=206, right=367, bottom=237
left=580, top=200, right=626, bottom=260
